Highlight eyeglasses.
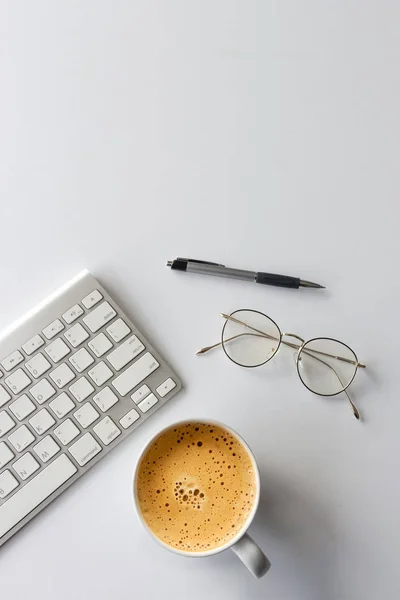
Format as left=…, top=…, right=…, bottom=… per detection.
left=196, top=310, right=366, bottom=420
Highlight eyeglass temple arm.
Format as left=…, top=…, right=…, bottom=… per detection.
left=216, top=314, right=366, bottom=368
left=196, top=331, right=360, bottom=364
left=197, top=331, right=357, bottom=365
left=298, top=350, right=360, bottom=420
left=196, top=332, right=270, bottom=355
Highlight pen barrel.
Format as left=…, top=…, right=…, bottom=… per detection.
left=187, top=263, right=256, bottom=282
left=255, top=272, right=300, bottom=288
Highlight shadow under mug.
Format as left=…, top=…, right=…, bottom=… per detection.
left=132, top=418, right=271, bottom=578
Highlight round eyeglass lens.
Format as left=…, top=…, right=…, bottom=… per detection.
left=297, top=338, right=358, bottom=396
left=222, top=310, right=281, bottom=367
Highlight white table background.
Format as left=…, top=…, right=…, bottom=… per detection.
left=1, top=2, right=399, bottom=598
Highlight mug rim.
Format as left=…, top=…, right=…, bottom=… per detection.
left=132, top=418, right=260, bottom=558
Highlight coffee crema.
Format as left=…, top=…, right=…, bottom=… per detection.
left=136, top=422, right=256, bottom=552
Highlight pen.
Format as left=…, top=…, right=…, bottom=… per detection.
left=166, top=258, right=325, bottom=289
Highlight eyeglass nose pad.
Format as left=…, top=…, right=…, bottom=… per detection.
left=293, top=351, right=301, bottom=366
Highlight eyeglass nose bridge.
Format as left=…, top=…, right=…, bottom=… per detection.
left=281, top=333, right=307, bottom=366
left=281, top=332, right=305, bottom=344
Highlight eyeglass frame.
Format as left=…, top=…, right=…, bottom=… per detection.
left=197, top=309, right=366, bottom=420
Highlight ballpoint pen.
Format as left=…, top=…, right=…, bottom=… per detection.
left=166, top=258, right=325, bottom=289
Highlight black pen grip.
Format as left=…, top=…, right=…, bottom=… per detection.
left=170, top=259, right=187, bottom=271
left=255, top=272, right=300, bottom=288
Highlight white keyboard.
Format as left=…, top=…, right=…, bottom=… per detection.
left=0, top=271, right=181, bottom=547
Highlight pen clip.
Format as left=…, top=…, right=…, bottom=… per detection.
left=177, top=257, right=225, bottom=267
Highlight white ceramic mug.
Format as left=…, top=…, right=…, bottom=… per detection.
left=132, top=419, right=271, bottom=578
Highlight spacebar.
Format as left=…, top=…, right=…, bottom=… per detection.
left=0, top=454, right=77, bottom=539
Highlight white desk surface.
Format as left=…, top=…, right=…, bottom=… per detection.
left=1, top=2, right=399, bottom=598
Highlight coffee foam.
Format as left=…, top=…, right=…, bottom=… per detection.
left=136, top=422, right=256, bottom=552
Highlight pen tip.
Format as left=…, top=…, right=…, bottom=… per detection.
left=299, top=280, right=326, bottom=289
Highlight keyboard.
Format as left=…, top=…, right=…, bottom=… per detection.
left=0, top=270, right=181, bottom=547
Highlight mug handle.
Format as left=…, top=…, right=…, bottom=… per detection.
left=231, top=532, right=271, bottom=578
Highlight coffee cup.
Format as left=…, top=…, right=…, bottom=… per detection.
left=133, top=419, right=270, bottom=578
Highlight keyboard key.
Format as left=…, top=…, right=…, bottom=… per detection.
left=29, top=409, right=55, bottom=435
left=50, top=363, right=75, bottom=388
left=8, top=425, right=34, bottom=452
left=22, top=334, right=45, bottom=356
left=88, top=362, right=113, bottom=387
left=43, top=319, right=64, bottom=340
left=119, top=408, right=140, bottom=429
left=33, top=436, right=60, bottom=463
left=45, top=338, right=70, bottom=363
left=5, top=369, right=31, bottom=394
left=0, top=471, right=19, bottom=499
left=106, top=318, right=131, bottom=343
left=82, top=289, right=103, bottom=309
left=0, top=411, right=16, bottom=436
left=64, top=323, right=89, bottom=348
left=88, top=333, right=112, bottom=358
left=112, top=353, right=159, bottom=397
left=69, top=348, right=94, bottom=373
left=0, top=455, right=77, bottom=539
left=68, top=433, right=101, bottom=466
left=156, top=378, right=177, bottom=398
left=62, top=304, right=84, bottom=325
left=131, top=384, right=151, bottom=404
left=0, top=442, right=14, bottom=469
left=106, top=335, right=145, bottom=371
left=137, top=393, right=158, bottom=413
left=69, top=377, right=94, bottom=402
left=9, top=394, right=36, bottom=420
left=12, top=453, right=40, bottom=481
left=49, top=392, right=75, bottom=418
left=74, top=402, right=99, bottom=428
left=25, top=353, right=51, bottom=378
left=83, top=301, right=116, bottom=333
left=93, top=416, right=121, bottom=446
left=30, top=379, right=56, bottom=404
left=1, top=351, right=24, bottom=372
left=93, top=387, right=119, bottom=412
left=0, top=384, right=11, bottom=408
left=53, top=419, right=80, bottom=445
